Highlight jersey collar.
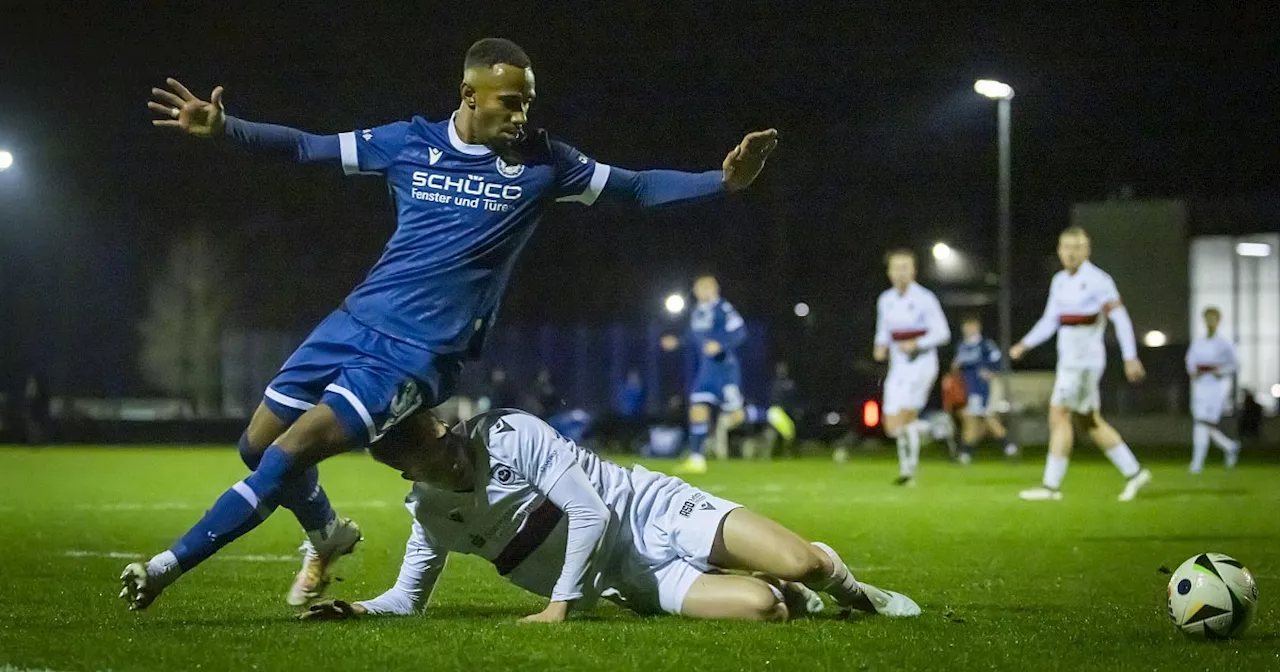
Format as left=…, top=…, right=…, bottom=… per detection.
left=448, top=112, right=495, bottom=156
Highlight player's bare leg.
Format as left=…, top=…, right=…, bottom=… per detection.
left=680, top=574, right=789, bottom=621
left=1084, top=412, right=1151, bottom=501
left=984, top=415, right=1019, bottom=457
left=885, top=409, right=921, bottom=485
left=960, top=413, right=985, bottom=465
left=1020, top=405, right=1073, bottom=500
left=713, top=409, right=745, bottom=461
left=708, top=508, right=920, bottom=617
left=680, top=403, right=713, bottom=474
left=121, top=404, right=357, bottom=610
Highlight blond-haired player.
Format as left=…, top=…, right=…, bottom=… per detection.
left=1009, top=227, right=1151, bottom=501
left=874, top=249, right=951, bottom=486
left=1185, top=306, right=1240, bottom=473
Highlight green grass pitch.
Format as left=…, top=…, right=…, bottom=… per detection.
left=0, top=445, right=1276, bottom=671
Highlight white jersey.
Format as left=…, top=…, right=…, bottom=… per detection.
left=356, top=409, right=738, bottom=616
left=1185, top=335, right=1237, bottom=378
left=874, top=283, right=950, bottom=370
left=1020, top=261, right=1134, bottom=369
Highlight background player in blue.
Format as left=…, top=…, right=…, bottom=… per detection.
left=950, top=316, right=1018, bottom=464
left=123, top=38, right=779, bottom=611
left=662, top=275, right=747, bottom=474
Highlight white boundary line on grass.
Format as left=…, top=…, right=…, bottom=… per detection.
left=1, top=666, right=76, bottom=672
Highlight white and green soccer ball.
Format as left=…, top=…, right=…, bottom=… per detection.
left=1167, top=553, right=1259, bottom=639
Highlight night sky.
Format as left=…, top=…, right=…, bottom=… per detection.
left=2, top=2, right=1277, bottom=400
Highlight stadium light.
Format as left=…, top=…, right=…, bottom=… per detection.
left=1143, top=330, right=1168, bottom=348
left=793, top=302, right=810, bottom=318
left=0, top=150, right=13, bottom=171
left=1271, top=384, right=1280, bottom=398
left=974, top=79, right=1014, bottom=100
left=1235, top=242, right=1273, bottom=258
left=664, top=293, right=686, bottom=315
left=932, top=242, right=955, bottom=262
left=824, top=411, right=842, bottom=426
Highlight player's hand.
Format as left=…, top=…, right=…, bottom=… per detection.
left=722, top=129, right=779, bottom=192
left=297, top=600, right=365, bottom=621
left=1124, top=359, right=1146, bottom=383
left=1009, top=343, right=1027, bottom=361
left=703, top=340, right=722, bottom=357
left=873, top=345, right=889, bottom=362
left=519, top=600, right=569, bottom=624
left=148, top=78, right=226, bottom=139
left=660, top=335, right=680, bottom=352
left=899, top=339, right=919, bottom=355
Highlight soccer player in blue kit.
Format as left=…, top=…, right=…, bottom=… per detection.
left=950, top=316, right=1018, bottom=464
left=661, top=275, right=746, bottom=474
left=123, top=38, right=778, bottom=611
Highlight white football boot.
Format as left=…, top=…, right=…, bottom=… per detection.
left=858, top=582, right=922, bottom=618
left=287, top=516, right=362, bottom=606
left=1018, top=486, right=1063, bottom=501
left=1117, top=469, right=1152, bottom=502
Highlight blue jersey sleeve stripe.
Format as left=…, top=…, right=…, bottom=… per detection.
left=556, top=163, right=612, bottom=205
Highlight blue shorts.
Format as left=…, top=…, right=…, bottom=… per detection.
left=262, top=309, right=463, bottom=445
left=690, top=364, right=743, bottom=412
left=963, top=378, right=992, bottom=416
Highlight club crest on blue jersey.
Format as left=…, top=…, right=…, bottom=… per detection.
left=495, top=156, right=525, bottom=178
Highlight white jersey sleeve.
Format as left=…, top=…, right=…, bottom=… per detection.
left=916, top=290, right=952, bottom=350
left=1221, top=339, right=1239, bottom=375
left=1021, top=275, right=1062, bottom=351
left=1098, top=274, right=1137, bottom=360
left=487, top=414, right=611, bottom=604
left=354, top=515, right=446, bottom=616
left=1185, top=342, right=1197, bottom=376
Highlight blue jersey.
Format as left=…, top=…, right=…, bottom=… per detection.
left=689, top=299, right=747, bottom=371
left=954, top=337, right=1003, bottom=394
left=337, top=115, right=607, bottom=355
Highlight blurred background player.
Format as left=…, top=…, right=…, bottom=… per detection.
left=124, top=38, right=778, bottom=611
left=1010, top=226, right=1151, bottom=502
left=1185, top=307, right=1240, bottom=473
left=873, top=249, right=951, bottom=486
left=662, top=275, right=747, bottom=474
left=951, top=315, right=1018, bottom=464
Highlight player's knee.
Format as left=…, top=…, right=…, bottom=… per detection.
left=1048, top=407, right=1071, bottom=429
left=741, top=583, right=788, bottom=622
left=238, top=431, right=263, bottom=470
left=772, top=545, right=828, bottom=583
left=689, top=405, right=711, bottom=424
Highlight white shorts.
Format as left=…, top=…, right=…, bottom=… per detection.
left=1191, top=376, right=1230, bottom=424
left=1050, top=366, right=1103, bottom=414
left=883, top=358, right=939, bottom=416
left=604, top=467, right=742, bottom=615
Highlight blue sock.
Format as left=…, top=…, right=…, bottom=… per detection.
left=171, top=445, right=294, bottom=571
left=690, top=422, right=709, bottom=456
left=239, top=434, right=335, bottom=533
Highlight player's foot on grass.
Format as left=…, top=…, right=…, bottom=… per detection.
left=1117, top=469, right=1151, bottom=502
left=957, top=452, right=972, bottom=466
left=119, top=562, right=163, bottom=611
left=1018, top=486, right=1062, bottom=501
left=1224, top=445, right=1240, bottom=469
left=1003, top=443, right=1020, bottom=459
left=287, top=516, right=362, bottom=607
left=852, top=582, right=921, bottom=618
left=892, top=475, right=915, bottom=487
left=678, top=453, right=708, bottom=475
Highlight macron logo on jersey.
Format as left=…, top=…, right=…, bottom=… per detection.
left=428, top=147, right=442, bottom=165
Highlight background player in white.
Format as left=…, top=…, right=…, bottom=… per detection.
left=1185, top=306, right=1240, bottom=473
left=1009, top=227, right=1152, bottom=502
left=874, top=249, right=951, bottom=486
left=300, top=409, right=919, bottom=623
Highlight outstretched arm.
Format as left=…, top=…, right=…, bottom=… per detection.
left=148, top=78, right=341, bottom=163
left=299, top=517, right=445, bottom=620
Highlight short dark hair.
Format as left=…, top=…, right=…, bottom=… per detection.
left=367, top=411, right=446, bottom=467
left=1060, top=225, right=1090, bottom=240
left=465, top=38, right=532, bottom=70
left=1203, top=306, right=1222, bottom=319
left=885, top=248, right=916, bottom=265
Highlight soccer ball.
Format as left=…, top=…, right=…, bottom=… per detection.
left=1167, top=553, right=1259, bottom=639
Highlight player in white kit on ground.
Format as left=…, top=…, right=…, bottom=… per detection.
left=874, top=249, right=951, bottom=486
left=1185, top=306, right=1241, bottom=473
left=299, top=408, right=920, bottom=623
left=1009, top=227, right=1152, bottom=502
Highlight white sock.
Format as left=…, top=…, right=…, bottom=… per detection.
left=1043, top=454, right=1069, bottom=489
left=1105, top=443, right=1141, bottom=479
left=1191, top=424, right=1210, bottom=472
left=146, top=550, right=182, bottom=586
left=906, top=424, right=921, bottom=474
left=1208, top=427, right=1238, bottom=452
left=806, top=542, right=865, bottom=606
left=895, top=433, right=911, bottom=477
